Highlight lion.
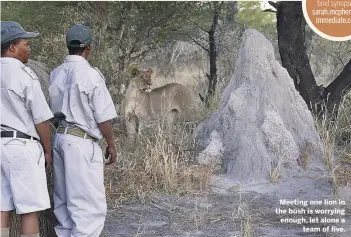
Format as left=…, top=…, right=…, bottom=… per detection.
left=120, top=67, right=201, bottom=139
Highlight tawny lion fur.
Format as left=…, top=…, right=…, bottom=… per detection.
left=121, top=67, right=200, bottom=139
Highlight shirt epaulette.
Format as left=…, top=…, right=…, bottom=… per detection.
left=21, top=66, right=38, bottom=80
left=92, top=67, right=105, bottom=80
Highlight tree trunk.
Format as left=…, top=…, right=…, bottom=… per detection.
left=324, top=58, right=351, bottom=112
left=274, top=1, right=351, bottom=113
left=10, top=170, right=57, bottom=237
left=117, top=55, right=126, bottom=72
left=276, top=1, right=321, bottom=109
left=205, top=2, right=220, bottom=106
left=115, top=2, right=132, bottom=73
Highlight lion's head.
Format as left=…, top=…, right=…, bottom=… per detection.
left=130, top=67, right=153, bottom=91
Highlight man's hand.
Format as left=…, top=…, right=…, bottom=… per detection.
left=35, top=120, right=52, bottom=169
left=97, top=120, right=117, bottom=165
left=105, top=145, right=116, bottom=165
left=45, top=152, right=52, bottom=170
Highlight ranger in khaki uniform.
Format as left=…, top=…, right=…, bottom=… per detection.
left=49, top=24, right=117, bottom=237
left=1, top=21, right=53, bottom=237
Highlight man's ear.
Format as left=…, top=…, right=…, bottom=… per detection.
left=8, top=43, right=18, bottom=53
left=147, top=68, right=153, bottom=75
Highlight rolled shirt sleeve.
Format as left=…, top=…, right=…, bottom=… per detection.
left=90, top=80, right=117, bottom=123
left=25, top=79, right=54, bottom=124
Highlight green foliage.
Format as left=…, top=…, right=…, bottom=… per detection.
left=1, top=1, right=277, bottom=68
left=1, top=0, right=279, bottom=98
left=236, top=1, right=276, bottom=35
left=1, top=1, right=69, bottom=32
left=1, top=1, right=80, bottom=69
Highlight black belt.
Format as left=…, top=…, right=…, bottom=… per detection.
left=0, top=131, right=39, bottom=141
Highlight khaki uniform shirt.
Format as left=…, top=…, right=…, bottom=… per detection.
left=0, top=57, right=53, bottom=140
left=49, top=55, right=117, bottom=140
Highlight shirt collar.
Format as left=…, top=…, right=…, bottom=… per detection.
left=64, top=55, right=90, bottom=65
left=0, top=57, right=26, bottom=67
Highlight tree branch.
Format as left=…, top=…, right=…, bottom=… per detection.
left=189, top=20, right=209, bottom=33
left=263, top=9, right=277, bottom=13
left=129, top=43, right=158, bottom=61
left=324, top=58, right=351, bottom=111
left=187, top=35, right=209, bottom=52
left=268, top=1, right=279, bottom=9
left=276, top=1, right=320, bottom=109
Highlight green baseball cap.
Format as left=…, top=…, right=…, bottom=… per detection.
left=66, top=24, right=93, bottom=48
left=1, top=21, right=39, bottom=44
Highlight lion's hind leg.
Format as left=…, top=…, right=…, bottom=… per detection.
left=126, top=114, right=139, bottom=141
left=164, top=109, right=179, bottom=133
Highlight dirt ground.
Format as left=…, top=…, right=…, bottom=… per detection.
left=102, top=190, right=351, bottom=237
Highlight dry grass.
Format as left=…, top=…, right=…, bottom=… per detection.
left=31, top=7, right=222, bottom=205
left=313, top=92, right=351, bottom=192
left=240, top=215, right=253, bottom=237
left=192, top=200, right=209, bottom=230
left=269, top=164, right=281, bottom=183
left=27, top=4, right=226, bottom=206
left=301, top=141, right=313, bottom=169
left=104, top=106, right=216, bottom=204
left=269, top=153, right=285, bottom=183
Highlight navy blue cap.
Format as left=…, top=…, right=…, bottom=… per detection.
left=1, top=21, right=39, bottom=44
left=66, top=24, right=93, bottom=48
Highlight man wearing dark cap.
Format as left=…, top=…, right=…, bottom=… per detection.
left=49, top=24, right=117, bottom=237
left=1, top=21, right=53, bottom=237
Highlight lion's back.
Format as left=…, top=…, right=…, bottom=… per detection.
left=151, top=83, right=200, bottom=120
left=124, top=82, right=200, bottom=122
left=151, top=83, right=194, bottom=105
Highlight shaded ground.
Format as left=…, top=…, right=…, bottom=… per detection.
left=102, top=191, right=351, bottom=237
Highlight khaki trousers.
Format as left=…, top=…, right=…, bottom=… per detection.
left=53, top=133, right=106, bottom=237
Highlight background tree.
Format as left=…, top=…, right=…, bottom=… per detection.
left=1, top=1, right=350, bottom=235
left=190, top=1, right=224, bottom=105
left=76, top=1, right=201, bottom=105
left=79, top=2, right=197, bottom=70
left=236, top=1, right=276, bottom=36
left=267, top=1, right=351, bottom=113
left=185, top=1, right=237, bottom=105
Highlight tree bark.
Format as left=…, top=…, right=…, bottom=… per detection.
left=324, top=58, right=351, bottom=111
left=205, top=2, right=220, bottom=106
left=274, top=1, right=351, bottom=113
left=276, top=1, right=321, bottom=109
